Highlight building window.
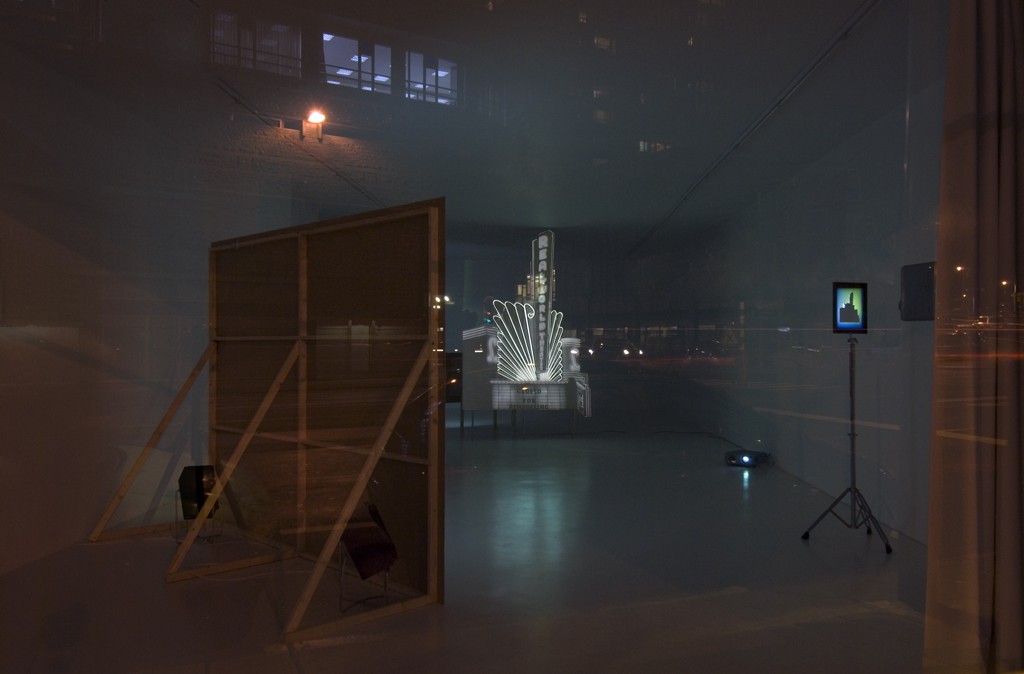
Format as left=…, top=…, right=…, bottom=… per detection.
left=212, top=12, right=301, bottom=77
left=639, top=141, right=669, bottom=152
left=593, top=88, right=607, bottom=99
left=593, top=109, right=612, bottom=123
left=406, top=53, right=458, bottom=105
left=593, top=36, right=613, bottom=50
left=323, top=34, right=391, bottom=93
left=578, top=10, right=587, bottom=23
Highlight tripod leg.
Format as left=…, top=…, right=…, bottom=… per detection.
left=802, top=488, right=852, bottom=539
left=855, top=491, right=892, bottom=553
left=852, top=498, right=869, bottom=533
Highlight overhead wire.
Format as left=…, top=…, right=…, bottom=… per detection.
left=626, top=0, right=885, bottom=258
left=215, top=77, right=387, bottom=209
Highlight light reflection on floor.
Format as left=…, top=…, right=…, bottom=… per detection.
left=487, top=460, right=589, bottom=574
left=0, top=408, right=927, bottom=674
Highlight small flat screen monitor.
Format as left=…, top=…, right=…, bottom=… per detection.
left=833, top=282, right=867, bottom=333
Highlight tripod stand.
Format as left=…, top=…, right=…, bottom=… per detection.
left=801, top=336, right=892, bottom=554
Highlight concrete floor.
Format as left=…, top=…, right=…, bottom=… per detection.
left=0, top=406, right=926, bottom=674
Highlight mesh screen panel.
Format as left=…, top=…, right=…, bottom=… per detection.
left=208, top=202, right=442, bottom=605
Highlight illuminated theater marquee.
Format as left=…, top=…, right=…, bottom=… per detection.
left=461, top=231, right=591, bottom=416
left=493, top=300, right=563, bottom=382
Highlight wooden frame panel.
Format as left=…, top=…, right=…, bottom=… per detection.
left=91, top=199, right=445, bottom=642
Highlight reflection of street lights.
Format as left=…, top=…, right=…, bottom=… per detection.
left=952, top=266, right=971, bottom=317
left=999, top=280, right=1018, bottom=318
left=302, top=110, right=325, bottom=142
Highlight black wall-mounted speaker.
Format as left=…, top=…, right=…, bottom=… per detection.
left=900, top=262, right=935, bottom=321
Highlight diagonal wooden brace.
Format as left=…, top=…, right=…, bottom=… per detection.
left=283, top=341, right=432, bottom=635
left=90, top=343, right=214, bottom=542
left=166, top=340, right=301, bottom=578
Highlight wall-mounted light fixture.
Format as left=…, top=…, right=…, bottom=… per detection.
left=302, top=110, right=325, bottom=142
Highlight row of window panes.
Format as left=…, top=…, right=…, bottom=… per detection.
left=323, top=35, right=392, bottom=93
left=211, top=21, right=458, bottom=105
left=211, top=12, right=302, bottom=77
left=405, top=52, right=458, bottom=105
left=323, top=35, right=457, bottom=104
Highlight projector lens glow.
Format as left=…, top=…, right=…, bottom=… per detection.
left=742, top=456, right=750, bottom=463
left=307, top=111, right=326, bottom=123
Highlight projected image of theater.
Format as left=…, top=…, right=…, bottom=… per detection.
left=461, top=231, right=591, bottom=416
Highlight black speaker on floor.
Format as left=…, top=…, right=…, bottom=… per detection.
left=178, top=465, right=218, bottom=520
left=900, top=262, right=935, bottom=321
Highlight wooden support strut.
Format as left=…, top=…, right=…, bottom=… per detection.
left=166, top=549, right=297, bottom=583
left=284, top=595, right=435, bottom=644
left=92, top=522, right=174, bottom=542
left=283, top=340, right=432, bottom=636
left=206, top=425, right=430, bottom=465
left=297, top=235, right=308, bottom=552
left=209, top=249, right=218, bottom=467
left=165, top=341, right=301, bottom=578
left=89, top=343, right=214, bottom=542
left=426, top=206, right=442, bottom=600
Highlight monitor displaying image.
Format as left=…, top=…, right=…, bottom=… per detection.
left=833, top=282, right=867, bottom=333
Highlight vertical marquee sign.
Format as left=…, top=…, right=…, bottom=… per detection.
left=532, top=230, right=555, bottom=375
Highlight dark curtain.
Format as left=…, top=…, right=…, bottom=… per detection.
left=924, top=1, right=1024, bottom=672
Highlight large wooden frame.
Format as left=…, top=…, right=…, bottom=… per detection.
left=90, top=199, right=445, bottom=641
